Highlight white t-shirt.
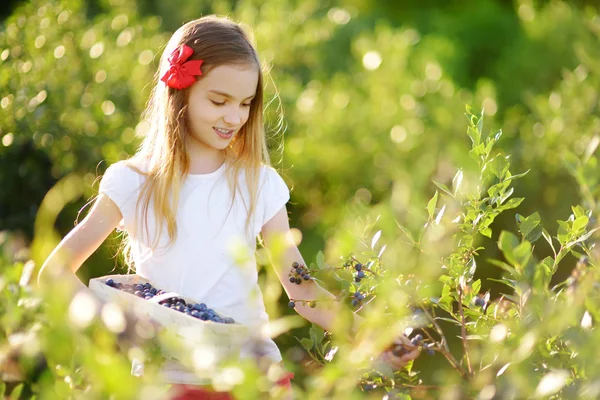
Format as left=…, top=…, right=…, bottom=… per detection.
left=98, top=159, right=290, bottom=383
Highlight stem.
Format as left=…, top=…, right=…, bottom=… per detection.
left=457, top=286, right=473, bottom=376
left=420, top=306, right=468, bottom=379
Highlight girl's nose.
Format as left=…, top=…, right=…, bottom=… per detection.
left=223, top=109, right=242, bottom=126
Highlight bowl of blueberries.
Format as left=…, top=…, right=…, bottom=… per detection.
left=88, top=274, right=249, bottom=363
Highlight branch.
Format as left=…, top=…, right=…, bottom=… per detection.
left=420, top=306, right=468, bottom=379
left=457, top=286, right=473, bottom=376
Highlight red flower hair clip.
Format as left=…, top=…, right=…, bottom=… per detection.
left=160, top=44, right=203, bottom=90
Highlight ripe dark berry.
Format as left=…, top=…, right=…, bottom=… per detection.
left=355, top=263, right=363, bottom=272
left=357, top=270, right=365, bottom=279
left=414, top=334, right=423, bottom=342
left=134, top=291, right=144, bottom=298
left=288, top=301, right=296, bottom=308
left=292, top=261, right=300, bottom=269
left=289, top=276, right=295, bottom=283
left=295, top=279, right=301, bottom=285
left=425, top=343, right=435, bottom=356
left=351, top=299, right=359, bottom=307
left=105, top=278, right=115, bottom=287
left=303, top=274, right=310, bottom=280
left=474, top=297, right=486, bottom=307
left=354, top=276, right=361, bottom=283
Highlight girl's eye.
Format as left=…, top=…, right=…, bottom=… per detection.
left=211, top=100, right=225, bottom=106
left=242, top=103, right=252, bottom=107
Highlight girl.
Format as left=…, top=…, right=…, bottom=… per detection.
left=38, top=15, right=419, bottom=399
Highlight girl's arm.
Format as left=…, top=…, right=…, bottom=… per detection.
left=37, top=194, right=123, bottom=298
left=261, top=206, right=419, bottom=369
left=261, top=206, right=359, bottom=332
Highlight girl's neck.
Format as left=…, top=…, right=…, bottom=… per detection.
left=187, top=150, right=227, bottom=175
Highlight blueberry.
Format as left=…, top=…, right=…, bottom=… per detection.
left=191, top=310, right=200, bottom=318
left=199, top=313, right=209, bottom=321
left=224, top=317, right=235, bottom=324
left=105, top=278, right=115, bottom=287
left=351, top=299, right=359, bottom=307
left=354, top=277, right=361, bottom=283
left=295, top=279, right=301, bottom=285
left=192, top=303, right=207, bottom=312
left=150, top=288, right=158, bottom=295
left=358, top=294, right=365, bottom=300
left=353, top=292, right=360, bottom=298
left=355, top=263, right=363, bottom=272
left=357, top=271, right=365, bottom=279
left=143, top=282, right=151, bottom=289
left=414, top=334, right=423, bottom=342
left=303, top=274, right=310, bottom=280
left=292, top=261, right=299, bottom=269
left=288, top=301, right=296, bottom=308
left=474, top=297, right=486, bottom=307
left=134, top=291, right=144, bottom=298
left=289, top=276, right=295, bottom=283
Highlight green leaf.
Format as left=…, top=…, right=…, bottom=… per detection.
left=472, top=279, right=482, bottom=294
left=9, top=384, right=23, bottom=400
left=434, top=317, right=462, bottom=326
left=519, top=212, right=543, bottom=243
left=427, top=190, right=439, bottom=220
left=310, top=324, right=325, bottom=345
left=433, top=180, right=454, bottom=197
left=480, top=227, right=492, bottom=238
left=498, top=231, right=520, bottom=266
left=299, top=338, right=314, bottom=352
left=542, top=229, right=556, bottom=255
left=395, top=220, right=416, bottom=243
left=572, top=216, right=589, bottom=232
left=316, top=251, right=325, bottom=269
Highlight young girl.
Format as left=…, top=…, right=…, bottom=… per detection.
left=38, top=15, right=419, bottom=399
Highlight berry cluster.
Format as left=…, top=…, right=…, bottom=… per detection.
left=353, top=263, right=366, bottom=283
left=390, top=334, right=435, bottom=357
left=288, top=261, right=312, bottom=285
left=105, top=278, right=162, bottom=299
left=351, top=291, right=365, bottom=308
left=104, top=278, right=235, bottom=324
left=288, top=300, right=317, bottom=309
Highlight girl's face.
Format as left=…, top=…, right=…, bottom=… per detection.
left=186, top=63, right=259, bottom=156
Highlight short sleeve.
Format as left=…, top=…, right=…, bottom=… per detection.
left=98, top=161, right=141, bottom=230
left=260, top=166, right=290, bottom=227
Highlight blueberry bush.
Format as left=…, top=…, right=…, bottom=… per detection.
left=3, top=0, right=600, bottom=398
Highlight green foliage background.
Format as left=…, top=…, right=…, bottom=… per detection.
left=2, top=0, right=600, bottom=398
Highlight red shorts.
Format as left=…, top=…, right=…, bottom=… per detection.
left=167, top=373, right=294, bottom=400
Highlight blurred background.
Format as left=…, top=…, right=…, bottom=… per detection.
left=1, top=0, right=600, bottom=393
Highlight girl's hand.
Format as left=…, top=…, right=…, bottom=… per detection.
left=378, top=335, right=421, bottom=370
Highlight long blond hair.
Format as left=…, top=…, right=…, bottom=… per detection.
left=119, top=16, right=274, bottom=271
